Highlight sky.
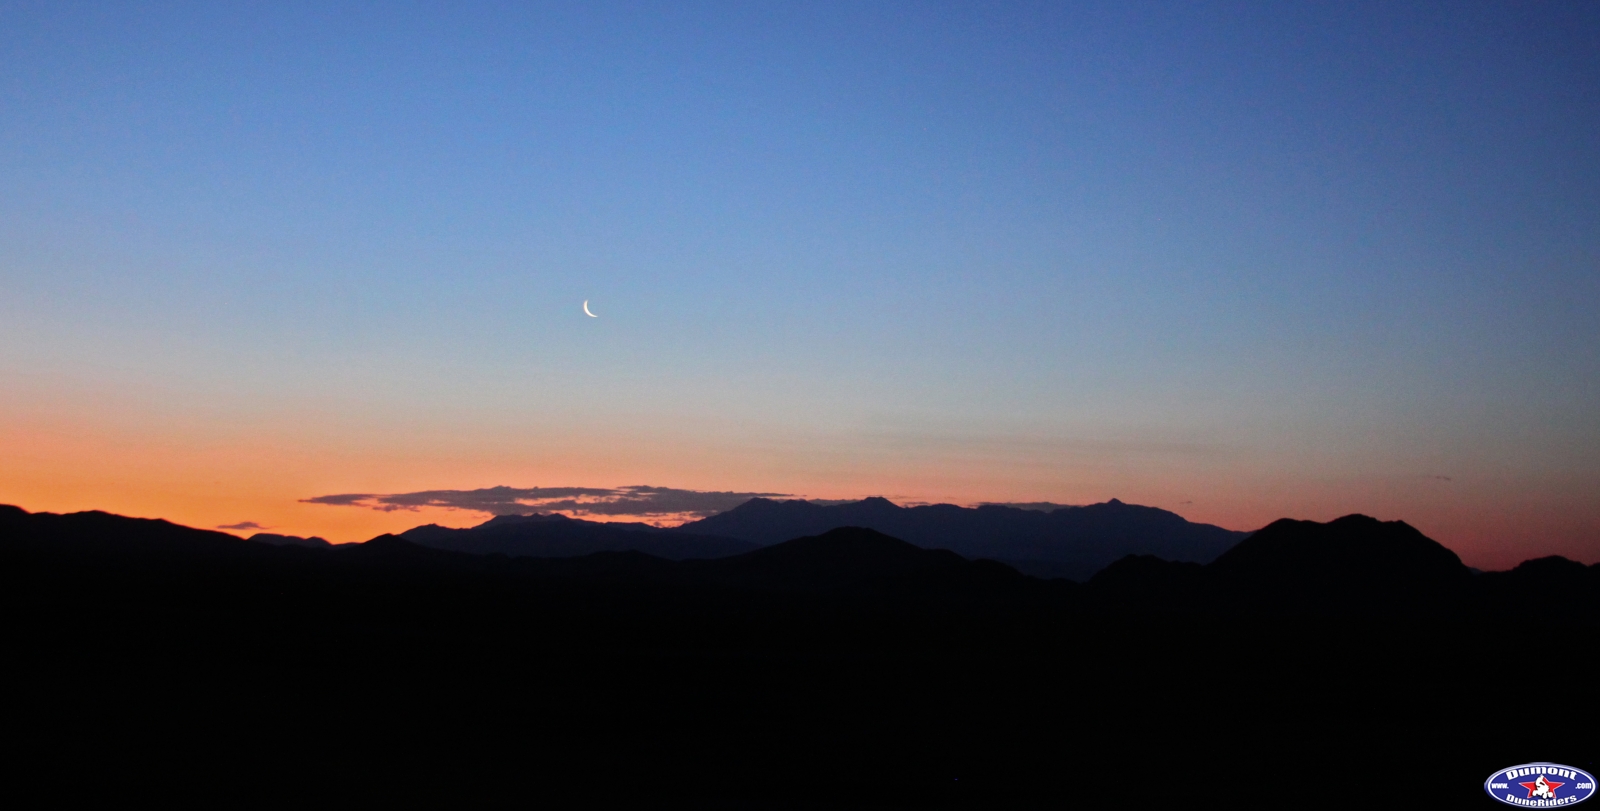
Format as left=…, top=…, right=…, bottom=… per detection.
left=1, top=1, right=1596, bottom=568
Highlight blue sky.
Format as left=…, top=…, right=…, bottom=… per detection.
left=1, top=1, right=1597, bottom=565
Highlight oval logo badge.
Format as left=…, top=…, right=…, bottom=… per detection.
left=1485, top=763, right=1596, bottom=807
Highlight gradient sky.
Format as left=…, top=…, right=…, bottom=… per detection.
left=2, top=2, right=1597, bottom=568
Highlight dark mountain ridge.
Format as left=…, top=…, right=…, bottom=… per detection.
left=248, top=532, right=331, bottom=548
left=681, top=527, right=1032, bottom=596
left=222, top=495, right=1246, bottom=581
left=6, top=503, right=1591, bottom=617
left=397, top=512, right=757, bottom=560
left=1087, top=513, right=1600, bottom=618
left=675, top=496, right=1249, bottom=580
left=0, top=503, right=253, bottom=561
left=3, top=502, right=1596, bottom=806
left=0, top=505, right=1033, bottom=601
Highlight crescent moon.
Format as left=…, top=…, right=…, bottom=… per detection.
left=583, top=300, right=598, bottom=318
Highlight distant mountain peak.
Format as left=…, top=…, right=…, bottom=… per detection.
left=1206, top=513, right=1469, bottom=611
left=675, top=495, right=1247, bottom=580
left=1326, top=513, right=1392, bottom=528
left=248, top=533, right=331, bottom=548
left=359, top=534, right=418, bottom=551
left=761, top=526, right=919, bottom=555
left=696, top=526, right=998, bottom=592
left=477, top=513, right=570, bottom=528
left=395, top=512, right=757, bottom=561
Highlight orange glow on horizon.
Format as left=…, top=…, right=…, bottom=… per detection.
left=2, top=398, right=1595, bottom=570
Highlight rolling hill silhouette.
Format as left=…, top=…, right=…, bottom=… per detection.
left=3, top=502, right=1596, bottom=806
left=359, top=526, right=1043, bottom=604
left=0, top=505, right=1026, bottom=599
left=397, top=512, right=756, bottom=560
left=248, top=532, right=331, bottom=548
left=1206, top=514, right=1472, bottom=611
left=682, top=526, right=1034, bottom=597
left=8, top=502, right=1589, bottom=618
left=675, top=496, right=1247, bottom=580
left=1083, top=513, right=1595, bottom=618
left=0, top=503, right=253, bottom=559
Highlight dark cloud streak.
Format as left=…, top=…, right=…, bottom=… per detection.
left=299, top=494, right=375, bottom=506
left=300, top=485, right=792, bottom=520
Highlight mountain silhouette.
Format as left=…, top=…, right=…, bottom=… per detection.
left=5, top=502, right=1597, bottom=806
left=1090, top=514, right=1478, bottom=614
left=1207, top=514, right=1471, bottom=611
left=1210, top=514, right=1468, bottom=578
left=1467, top=554, right=1600, bottom=620
left=1084, top=553, right=1205, bottom=612
left=7, top=503, right=1587, bottom=616
left=686, top=526, right=1033, bottom=596
left=0, top=503, right=252, bottom=559
left=347, top=525, right=1039, bottom=601
left=398, top=512, right=756, bottom=560
left=247, top=532, right=331, bottom=548
left=675, top=496, right=1247, bottom=580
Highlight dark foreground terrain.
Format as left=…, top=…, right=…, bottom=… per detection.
left=2, top=505, right=1594, bottom=808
